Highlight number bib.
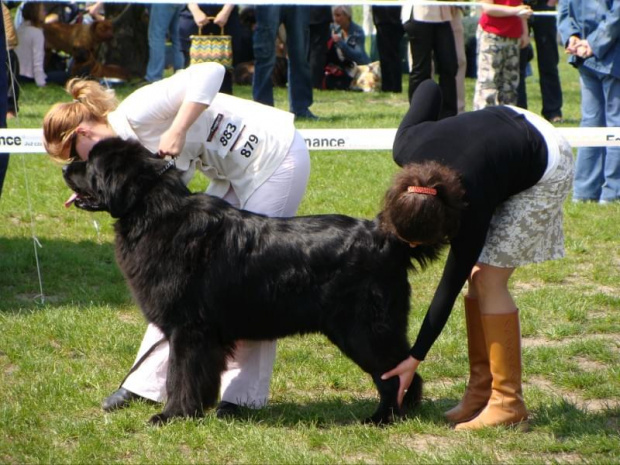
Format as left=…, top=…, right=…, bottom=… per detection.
left=204, top=113, right=246, bottom=158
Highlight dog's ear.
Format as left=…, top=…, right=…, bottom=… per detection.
left=408, top=243, right=444, bottom=270
left=93, top=21, right=114, bottom=41
left=89, top=138, right=164, bottom=218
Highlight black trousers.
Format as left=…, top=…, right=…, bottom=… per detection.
left=405, top=20, right=457, bottom=118
left=309, top=21, right=331, bottom=89
left=372, top=6, right=404, bottom=93
left=517, top=4, right=563, bottom=120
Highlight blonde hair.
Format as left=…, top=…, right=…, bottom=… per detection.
left=43, top=78, right=118, bottom=162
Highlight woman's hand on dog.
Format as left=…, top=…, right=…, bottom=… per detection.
left=158, top=101, right=209, bottom=158
left=158, top=127, right=186, bottom=158
left=382, top=356, right=421, bottom=407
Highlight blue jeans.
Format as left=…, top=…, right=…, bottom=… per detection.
left=252, top=5, right=313, bottom=115
left=573, top=66, right=620, bottom=202
left=145, top=4, right=184, bottom=82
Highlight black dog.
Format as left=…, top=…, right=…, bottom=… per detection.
left=62, top=138, right=442, bottom=425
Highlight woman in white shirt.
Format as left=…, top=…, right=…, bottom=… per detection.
left=15, top=2, right=68, bottom=87
left=15, top=2, right=46, bottom=87
left=43, top=62, right=311, bottom=416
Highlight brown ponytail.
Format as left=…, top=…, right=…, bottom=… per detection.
left=381, top=161, right=467, bottom=245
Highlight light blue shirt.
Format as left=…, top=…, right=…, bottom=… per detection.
left=557, top=0, right=620, bottom=79
left=332, top=21, right=370, bottom=65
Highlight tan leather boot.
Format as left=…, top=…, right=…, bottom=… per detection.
left=455, top=311, right=528, bottom=431
left=444, top=296, right=492, bottom=424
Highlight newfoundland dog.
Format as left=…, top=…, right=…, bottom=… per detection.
left=62, top=137, right=442, bottom=425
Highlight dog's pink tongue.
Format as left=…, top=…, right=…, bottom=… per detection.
left=64, top=192, right=79, bottom=208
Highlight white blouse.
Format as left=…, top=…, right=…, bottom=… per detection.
left=15, top=21, right=46, bottom=86
left=107, top=62, right=296, bottom=207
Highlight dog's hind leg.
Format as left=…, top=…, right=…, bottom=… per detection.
left=149, top=327, right=229, bottom=424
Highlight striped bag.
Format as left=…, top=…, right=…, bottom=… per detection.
left=189, top=22, right=233, bottom=69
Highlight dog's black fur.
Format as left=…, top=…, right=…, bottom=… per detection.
left=62, top=138, right=443, bottom=425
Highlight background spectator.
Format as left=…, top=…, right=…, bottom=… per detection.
left=179, top=4, right=242, bottom=94
left=372, top=4, right=403, bottom=93
left=3, top=2, right=18, bottom=118
left=329, top=5, right=370, bottom=66
left=473, top=1, right=532, bottom=110
left=402, top=2, right=458, bottom=117
left=558, top=0, right=620, bottom=204
left=0, top=4, right=9, bottom=198
left=144, top=3, right=184, bottom=83
left=252, top=5, right=316, bottom=120
left=308, top=6, right=331, bottom=90
left=15, top=2, right=62, bottom=87
left=235, top=6, right=255, bottom=65
left=450, top=6, right=467, bottom=113
left=517, top=0, right=563, bottom=123
left=324, top=5, right=370, bottom=91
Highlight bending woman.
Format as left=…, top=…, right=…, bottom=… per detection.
left=381, top=79, right=573, bottom=430
left=43, top=62, right=311, bottom=417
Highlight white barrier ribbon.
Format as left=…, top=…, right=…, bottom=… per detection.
left=24, top=0, right=557, bottom=13
left=2, top=127, right=619, bottom=153
left=301, top=127, right=620, bottom=150
left=0, top=129, right=46, bottom=153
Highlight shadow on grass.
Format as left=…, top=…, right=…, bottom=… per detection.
left=0, top=237, right=130, bottom=313
left=175, top=397, right=447, bottom=429
left=532, top=400, right=620, bottom=437
left=180, top=397, right=620, bottom=437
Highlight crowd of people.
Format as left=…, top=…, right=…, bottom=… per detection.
left=5, top=1, right=618, bottom=203
left=1, top=0, right=618, bottom=434
left=0, top=3, right=564, bottom=111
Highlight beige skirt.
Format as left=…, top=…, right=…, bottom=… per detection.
left=478, top=137, right=574, bottom=268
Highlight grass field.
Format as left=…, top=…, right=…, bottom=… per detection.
left=1, top=50, right=619, bottom=463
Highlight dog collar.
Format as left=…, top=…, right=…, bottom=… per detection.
left=157, top=159, right=175, bottom=176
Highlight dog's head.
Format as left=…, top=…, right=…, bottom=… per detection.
left=350, top=61, right=381, bottom=93
left=62, top=137, right=176, bottom=218
left=92, top=20, right=114, bottom=43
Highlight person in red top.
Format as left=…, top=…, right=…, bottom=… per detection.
left=473, top=0, right=532, bottom=109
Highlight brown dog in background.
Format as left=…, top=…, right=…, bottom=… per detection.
left=43, top=20, right=114, bottom=56
left=43, top=20, right=124, bottom=79
left=70, top=47, right=130, bottom=81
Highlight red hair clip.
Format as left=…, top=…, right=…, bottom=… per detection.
left=407, top=186, right=437, bottom=196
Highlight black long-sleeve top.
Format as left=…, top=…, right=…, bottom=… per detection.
left=393, top=105, right=548, bottom=361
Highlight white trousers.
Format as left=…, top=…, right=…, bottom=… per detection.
left=122, top=131, right=311, bottom=407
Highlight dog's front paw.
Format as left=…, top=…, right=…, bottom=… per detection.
left=402, top=373, right=424, bottom=413
left=148, top=412, right=170, bottom=425
left=362, top=409, right=397, bottom=426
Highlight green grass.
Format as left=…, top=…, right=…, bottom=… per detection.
left=1, top=51, right=619, bottom=464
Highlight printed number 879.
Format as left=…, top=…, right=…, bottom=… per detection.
left=241, top=134, right=259, bottom=158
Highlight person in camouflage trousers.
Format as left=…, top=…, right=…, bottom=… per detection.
left=473, top=0, right=533, bottom=110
